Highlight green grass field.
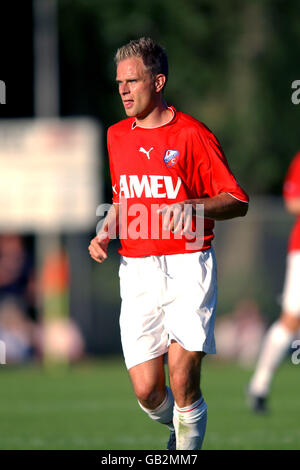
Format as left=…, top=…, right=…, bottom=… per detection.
left=0, top=357, right=299, bottom=450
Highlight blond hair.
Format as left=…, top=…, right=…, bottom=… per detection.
left=115, top=37, right=168, bottom=84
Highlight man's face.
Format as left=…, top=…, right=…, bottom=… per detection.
left=116, top=57, right=157, bottom=120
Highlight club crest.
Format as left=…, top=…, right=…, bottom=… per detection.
left=163, top=149, right=179, bottom=167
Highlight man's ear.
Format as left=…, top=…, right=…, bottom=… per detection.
left=154, top=74, right=166, bottom=93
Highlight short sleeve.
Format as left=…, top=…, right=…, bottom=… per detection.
left=192, top=125, right=249, bottom=203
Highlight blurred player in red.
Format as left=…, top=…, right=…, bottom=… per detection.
left=89, top=37, right=249, bottom=449
left=248, top=152, right=300, bottom=413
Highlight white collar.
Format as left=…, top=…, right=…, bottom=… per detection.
left=131, top=107, right=175, bottom=130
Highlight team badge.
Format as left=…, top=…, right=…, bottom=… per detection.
left=163, top=149, right=179, bottom=167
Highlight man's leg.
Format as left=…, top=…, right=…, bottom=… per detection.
left=249, top=251, right=300, bottom=412
left=168, top=341, right=207, bottom=450
left=128, top=355, right=175, bottom=431
left=248, top=313, right=299, bottom=405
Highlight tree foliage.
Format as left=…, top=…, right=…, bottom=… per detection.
left=58, top=0, right=300, bottom=195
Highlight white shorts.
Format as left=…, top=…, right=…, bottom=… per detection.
left=118, top=249, right=217, bottom=369
left=282, top=251, right=300, bottom=316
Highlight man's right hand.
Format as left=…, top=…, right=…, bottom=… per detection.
left=88, top=232, right=110, bottom=263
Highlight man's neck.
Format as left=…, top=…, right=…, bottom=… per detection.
left=135, top=102, right=173, bottom=129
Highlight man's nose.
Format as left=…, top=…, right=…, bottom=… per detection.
left=119, top=83, right=129, bottom=95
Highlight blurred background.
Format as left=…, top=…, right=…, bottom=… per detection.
left=0, top=0, right=300, bottom=363
left=0, top=0, right=299, bottom=450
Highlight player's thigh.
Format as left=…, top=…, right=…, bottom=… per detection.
left=119, top=256, right=169, bottom=369
left=164, top=249, right=217, bottom=354
left=128, top=355, right=166, bottom=407
left=168, top=341, right=205, bottom=406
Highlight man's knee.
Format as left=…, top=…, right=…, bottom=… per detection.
left=169, top=368, right=191, bottom=392
left=280, top=313, right=300, bottom=332
left=134, top=382, right=165, bottom=409
left=168, top=347, right=205, bottom=406
left=169, top=365, right=202, bottom=407
left=128, top=357, right=166, bottom=409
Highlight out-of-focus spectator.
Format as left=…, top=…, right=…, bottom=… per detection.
left=214, top=299, right=266, bottom=366
left=0, top=234, right=38, bottom=363
left=0, top=234, right=85, bottom=364
left=37, top=317, right=85, bottom=363
left=0, top=234, right=36, bottom=319
left=0, top=296, right=37, bottom=362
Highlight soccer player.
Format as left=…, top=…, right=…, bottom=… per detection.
left=89, top=37, right=249, bottom=450
left=248, top=151, right=300, bottom=413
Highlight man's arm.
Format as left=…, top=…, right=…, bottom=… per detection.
left=187, top=192, right=248, bottom=220
left=88, top=203, right=120, bottom=263
left=158, top=192, right=248, bottom=233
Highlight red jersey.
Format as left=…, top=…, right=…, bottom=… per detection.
left=107, top=106, right=249, bottom=257
left=283, top=151, right=300, bottom=252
